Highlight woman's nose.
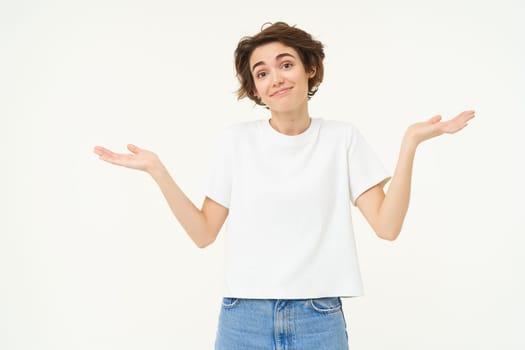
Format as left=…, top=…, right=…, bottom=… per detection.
left=271, top=71, right=284, bottom=85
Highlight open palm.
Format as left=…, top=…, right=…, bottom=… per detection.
left=93, top=144, right=159, bottom=172
left=408, top=110, right=475, bottom=144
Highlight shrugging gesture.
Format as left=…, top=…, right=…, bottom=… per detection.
left=356, top=110, right=475, bottom=241
left=93, top=143, right=229, bottom=248
left=93, top=21, right=477, bottom=348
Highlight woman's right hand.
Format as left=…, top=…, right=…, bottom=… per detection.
left=93, top=144, right=161, bottom=173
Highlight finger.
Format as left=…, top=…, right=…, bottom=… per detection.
left=93, top=146, right=114, bottom=157
left=442, top=111, right=474, bottom=130
left=93, top=146, right=104, bottom=156
left=455, top=114, right=474, bottom=127
left=428, top=115, right=442, bottom=124
left=93, top=146, right=125, bottom=164
left=442, top=119, right=469, bottom=134
left=127, top=144, right=140, bottom=154
left=98, top=152, right=129, bottom=166
left=462, top=110, right=476, bottom=122
left=456, top=110, right=475, bottom=122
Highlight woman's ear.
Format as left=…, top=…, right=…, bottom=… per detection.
left=308, top=67, right=317, bottom=78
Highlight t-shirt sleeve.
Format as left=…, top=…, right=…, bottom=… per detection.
left=347, top=125, right=391, bottom=205
left=205, top=128, right=233, bottom=209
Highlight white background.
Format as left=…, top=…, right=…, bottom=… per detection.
left=2, top=0, right=523, bottom=349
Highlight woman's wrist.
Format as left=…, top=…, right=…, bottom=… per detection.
left=401, top=129, right=420, bottom=153
left=147, top=158, right=167, bottom=179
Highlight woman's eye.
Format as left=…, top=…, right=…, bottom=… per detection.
left=282, top=62, right=293, bottom=69
left=256, top=71, right=266, bottom=79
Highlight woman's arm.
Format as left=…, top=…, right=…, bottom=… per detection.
left=356, top=110, right=475, bottom=241
left=93, top=144, right=228, bottom=248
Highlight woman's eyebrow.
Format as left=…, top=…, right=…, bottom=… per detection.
left=251, top=52, right=296, bottom=72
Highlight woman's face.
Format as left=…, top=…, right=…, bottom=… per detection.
left=249, top=41, right=315, bottom=113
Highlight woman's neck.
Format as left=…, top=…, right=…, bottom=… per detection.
left=269, top=105, right=311, bottom=136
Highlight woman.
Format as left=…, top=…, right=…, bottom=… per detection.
left=94, top=22, right=474, bottom=349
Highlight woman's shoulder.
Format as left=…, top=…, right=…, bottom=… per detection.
left=317, top=118, right=369, bottom=150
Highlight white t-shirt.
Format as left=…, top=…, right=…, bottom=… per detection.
left=206, top=118, right=390, bottom=299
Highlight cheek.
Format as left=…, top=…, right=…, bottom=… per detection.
left=254, top=80, right=267, bottom=95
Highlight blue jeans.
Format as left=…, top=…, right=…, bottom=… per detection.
left=215, top=297, right=349, bottom=350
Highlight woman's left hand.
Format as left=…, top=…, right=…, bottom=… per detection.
left=406, top=110, right=475, bottom=145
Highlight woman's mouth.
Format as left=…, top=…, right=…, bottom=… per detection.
left=271, top=87, right=292, bottom=97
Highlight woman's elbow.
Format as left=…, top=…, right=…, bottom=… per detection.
left=193, top=229, right=219, bottom=249
left=378, top=233, right=399, bottom=241
left=375, top=226, right=401, bottom=241
left=195, top=236, right=216, bottom=249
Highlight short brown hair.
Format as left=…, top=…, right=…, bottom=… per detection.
left=234, top=22, right=325, bottom=106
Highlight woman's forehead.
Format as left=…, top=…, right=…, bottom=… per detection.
left=250, top=42, right=299, bottom=67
